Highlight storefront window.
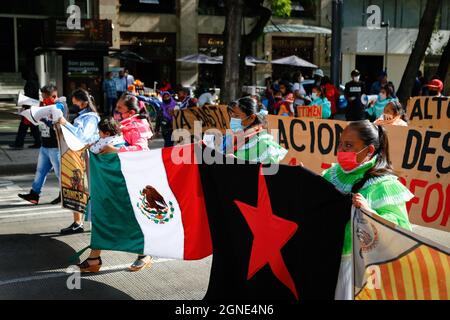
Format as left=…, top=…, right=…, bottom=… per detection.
left=198, top=0, right=225, bottom=16
left=120, top=32, right=176, bottom=88
left=64, top=56, right=104, bottom=108
left=290, top=0, right=317, bottom=20
left=119, top=0, right=176, bottom=14
left=0, top=0, right=91, bottom=18
left=198, top=35, right=224, bottom=87
left=272, top=36, right=315, bottom=80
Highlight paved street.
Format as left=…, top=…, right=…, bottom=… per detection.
left=0, top=174, right=211, bottom=300
left=1, top=174, right=448, bottom=300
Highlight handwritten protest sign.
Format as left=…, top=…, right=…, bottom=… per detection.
left=55, top=124, right=89, bottom=213
left=406, top=96, right=450, bottom=129
left=297, top=105, right=322, bottom=119
left=267, top=116, right=449, bottom=232
left=173, top=105, right=230, bottom=134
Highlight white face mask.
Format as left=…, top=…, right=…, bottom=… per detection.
left=311, top=93, right=318, bottom=100
left=353, top=76, right=360, bottom=82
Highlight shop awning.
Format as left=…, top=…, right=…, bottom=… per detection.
left=109, top=50, right=150, bottom=63
left=177, top=54, right=222, bottom=64
left=271, top=55, right=318, bottom=68
left=210, top=56, right=269, bottom=67
left=264, top=24, right=332, bottom=35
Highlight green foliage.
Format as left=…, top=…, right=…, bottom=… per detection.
left=271, top=0, right=291, bottom=17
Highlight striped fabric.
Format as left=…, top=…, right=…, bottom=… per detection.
left=353, top=208, right=450, bottom=300
left=356, top=245, right=450, bottom=300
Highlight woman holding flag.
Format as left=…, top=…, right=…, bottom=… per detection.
left=77, top=93, right=154, bottom=273
left=58, top=89, right=100, bottom=235
left=322, top=120, right=414, bottom=300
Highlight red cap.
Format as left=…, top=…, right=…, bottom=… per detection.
left=426, top=79, right=444, bottom=92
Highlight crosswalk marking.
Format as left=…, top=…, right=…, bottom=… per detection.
left=0, top=205, right=67, bottom=214
left=0, top=210, right=71, bottom=219
left=0, top=259, right=174, bottom=287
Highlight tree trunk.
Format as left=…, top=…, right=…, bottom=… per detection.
left=436, top=38, right=450, bottom=80
left=239, top=4, right=272, bottom=89
left=397, top=0, right=440, bottom=105
left=221, top=0, right=244, bottom=104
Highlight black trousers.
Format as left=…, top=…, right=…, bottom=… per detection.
left=14, top=116, right=41, bottom=147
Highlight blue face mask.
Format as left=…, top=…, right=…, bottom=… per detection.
left=230, top=117, right=244, bottom=133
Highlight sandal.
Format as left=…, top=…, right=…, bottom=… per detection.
left=77, top=256, right=102, bottom=273
left=128, top=255, right=153, bottom=272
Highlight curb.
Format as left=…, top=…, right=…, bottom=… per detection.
left=0, top=163, right=36, bottom=176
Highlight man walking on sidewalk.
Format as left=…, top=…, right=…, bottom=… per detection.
left=18, top=85, right=67, bottom=205
left=9, top=70, right=41, bottom=149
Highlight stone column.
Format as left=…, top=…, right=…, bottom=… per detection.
left=177, top=0, right=199, bottom=87
left=99, top=0, right=120, bottom=49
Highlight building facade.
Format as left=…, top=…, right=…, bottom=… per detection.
left=103, top=0, right=333, bottom=88
left=341, top=0, right=450, bottom=92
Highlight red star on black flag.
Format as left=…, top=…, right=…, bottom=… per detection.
left=235, top=169, right=299, bottom=300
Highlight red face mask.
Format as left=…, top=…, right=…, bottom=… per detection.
left=42, top=97, right=55, bottom=106
left=337, top=146, right=369, bottom=172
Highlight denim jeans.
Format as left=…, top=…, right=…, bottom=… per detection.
left=31, top=147, right=60, bottom=195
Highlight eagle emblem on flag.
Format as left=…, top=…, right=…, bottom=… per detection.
left=356, top=222, right=379, bottom=256
left=137, top=185, right=175, bottom=224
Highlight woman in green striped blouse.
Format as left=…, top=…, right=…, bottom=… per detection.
left=224, top=97, right=287, bottom=164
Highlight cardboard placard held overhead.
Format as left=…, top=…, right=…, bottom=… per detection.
left=173, top=105, right=230, bottom=134
left=406, top=96, right=450, bottom=129
left=267, top=115, right=450, bottom=233
left=296, top=105, right=323, bottom=119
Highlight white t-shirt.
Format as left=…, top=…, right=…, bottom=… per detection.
left=292, top=82, right=307, bottom=106
left=198, top=92, right=216, bottom=107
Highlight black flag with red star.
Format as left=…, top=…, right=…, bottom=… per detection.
left=199, top=162, right=352, bottom=300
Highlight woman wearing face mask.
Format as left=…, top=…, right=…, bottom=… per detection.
left=224, top=97, right=287, bottom=163
left=274, top=80, right=295, bottom=116
left=322, top=121, right=414, bottom=300
left=308, top=85, right=331, bottom=119
left=77, top=93, right=154, bottom=273
left=100, top=94, right=153, bottom=153
left=374, top=101, right=408, bottom=127
left=367, top=85, right=396, bottom=121
left=155, top=91, right=175, bottom=147
left=58, top=89, right=100, bottom=235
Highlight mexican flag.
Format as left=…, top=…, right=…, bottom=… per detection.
left=89, top=144, right=353, bottom=300
left=89, top=144, right=212, bottom=260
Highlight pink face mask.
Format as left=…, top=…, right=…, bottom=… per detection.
left=337, top=146, right=369, bottom=172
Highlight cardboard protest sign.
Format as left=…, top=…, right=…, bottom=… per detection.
left=173, top=105, right=230, bottom=134
left=406, top=96, right=450, bottom=129
left=296, top=105, right=322, bottom=119
left=267, top=116, right=450, bottom=232
left=55, top=124, right=89, bottom=213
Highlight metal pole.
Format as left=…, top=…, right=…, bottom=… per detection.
left=13, top=17, right=18, bottom=73
left=385, top=21, right=389, bottom=72
left=382, top=21, right=389, bottom=72
left=331, top=0, right=343, bottom=87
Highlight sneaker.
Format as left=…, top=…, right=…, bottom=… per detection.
left=28, top=144, right=41, bottom=149
left=18, top=190, right=39, bottom=204
left=60, top=222, right=84, bottom=235
left=50, top=194, right=61, bottom=205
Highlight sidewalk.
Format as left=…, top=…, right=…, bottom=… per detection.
left=0, top=142, right=39, bottom=176
left=0, top=102, right=38, bottom=175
